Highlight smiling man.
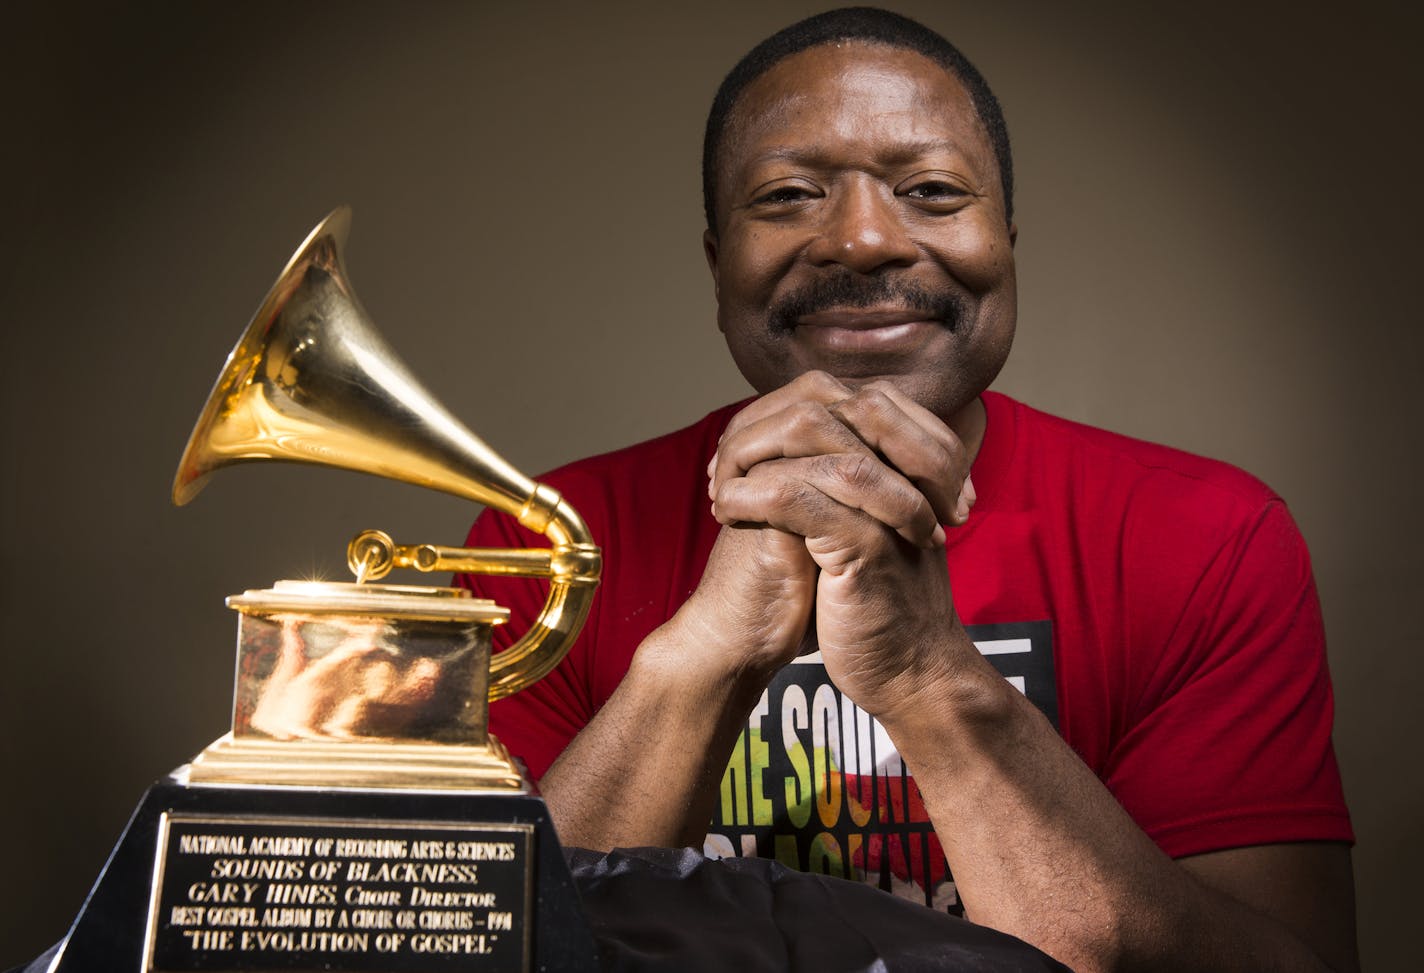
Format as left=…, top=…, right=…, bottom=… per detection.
left=461, top=8, right=1356, bottom=971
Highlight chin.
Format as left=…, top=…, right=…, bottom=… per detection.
left=809, top=367, right=976, bottom=421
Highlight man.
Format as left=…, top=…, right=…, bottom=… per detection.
left=462, top=8, right=1356, bottom=971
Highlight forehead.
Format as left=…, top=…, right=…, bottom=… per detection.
left=719, top=41, right=991, bottom=178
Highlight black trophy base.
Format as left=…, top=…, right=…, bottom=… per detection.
left=49, top=773, right=597, bottom=973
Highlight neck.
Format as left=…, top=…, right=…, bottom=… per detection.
left=947, top=395, right=988, bottom=468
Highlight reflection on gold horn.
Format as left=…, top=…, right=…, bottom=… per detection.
left=174, top=206, right=600, bottom=700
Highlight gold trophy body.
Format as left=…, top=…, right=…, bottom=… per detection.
left=203, top=580, right=520, bottom=790
left=48, top=209, right=600, bottom=973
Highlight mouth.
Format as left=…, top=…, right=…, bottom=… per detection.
left=791, top=309, right=945, bottom=355
left=796, top=307, right=943, bottom=330
left=767, top=272, right=965, bottom=339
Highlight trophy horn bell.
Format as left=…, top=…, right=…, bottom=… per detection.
left=173, top=206, right=600, bottom=699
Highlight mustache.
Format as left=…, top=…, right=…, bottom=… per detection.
left=768, top=272, right=965, bottom=333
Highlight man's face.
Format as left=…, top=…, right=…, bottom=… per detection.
left=706, top=42, right=1017, bottom=422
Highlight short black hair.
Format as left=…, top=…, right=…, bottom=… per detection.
left=701, top=6, right=1013, bottom=232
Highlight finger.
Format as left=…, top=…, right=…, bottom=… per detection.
left=712, top=373, right=854, bottom=490
left=713, top=455, right=945, bottom=548
left=829, top=382, right=974, bottom=524
left=718, top=370, right=853, bottom=448
left=827, top=391, right=959, bottom=520
left=711, top=372, right=976, bottom=526
left=866, top=382, right=977, bottom=517
left=710, top=375, right=957, bottom=504
left=711, top=397, right=871, bottom=497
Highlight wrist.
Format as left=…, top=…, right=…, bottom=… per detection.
left=659, top=585, right=804, bottom=684
left=634, top=605, right=781, bottom=700
left=873, top=629, right=1030, bottom=749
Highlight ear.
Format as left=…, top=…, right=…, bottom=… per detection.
left=702, top=228, right=720, bottom=300
left=1008, top=221, right=1018, bottom=248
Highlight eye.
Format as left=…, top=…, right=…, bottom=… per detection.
left=899, top=177, right=972, bottom=212
left=750, top=182, right=820, bottom=208
left=905, top=181, right=962, bottom=199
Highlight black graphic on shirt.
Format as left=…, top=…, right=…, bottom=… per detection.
left=705, top=620, right=1056, bottom=914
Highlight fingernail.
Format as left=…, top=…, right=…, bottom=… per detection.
left=932, top=524, right=947, bottom=546
left=955, top=496, right=970, bottom=524
left=964, top=472, right=976, bottom=505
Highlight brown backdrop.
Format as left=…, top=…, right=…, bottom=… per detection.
left=2, top=1, right=1419, bottom=967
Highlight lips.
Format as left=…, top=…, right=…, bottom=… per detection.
left=768, top=272, right=966, bottom=338
left=792, top=308, right=945, bottom=355
left=796, top=307, right=942, bottom=329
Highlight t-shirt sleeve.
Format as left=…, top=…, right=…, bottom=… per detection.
left=1103, top=498, right=1353, bottom=857
left=457, top=500, right=601, bottom=782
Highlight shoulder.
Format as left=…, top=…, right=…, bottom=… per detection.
left=537, top=399, right=748, bottom=497
left=984, top=391, right=1283, bottom=523
left=465, top=400, right=747, bottom=550
left=976, top=392, right=1314, bottom=614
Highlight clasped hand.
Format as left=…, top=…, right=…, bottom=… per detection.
left=692, top=371, right=978, bottom=718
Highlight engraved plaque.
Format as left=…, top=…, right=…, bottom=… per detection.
left=145, top=815, right=533, bottom=972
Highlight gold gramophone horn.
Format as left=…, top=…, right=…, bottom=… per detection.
left=174, top=206, right=600, bottom=699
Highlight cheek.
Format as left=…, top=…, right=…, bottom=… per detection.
left=935, top=220, right=1015, bottom=293
left=716, top=227, right=799, bottom=306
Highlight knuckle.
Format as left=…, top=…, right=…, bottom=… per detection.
left=856, top=384, right=896, bottom=412
left=789, top=399, right=829, bottom=435
left=882, top=486, right=932, bottom=534
left=714, top=472, right=753, bottom=504
left=830, top=452, right=881, bottom=491
left=800, top=369, right=846, bottom=398
left=942, top=431, right=966, bottom=463
left=770, top=474, right=809, bottom=513
left=743, top=460, right=799, bottom=505
left=835, top=385, right=898, bottom=432
left=856, top=387, right=895, bottom=423
left=934, top=446, right=959, bottom=484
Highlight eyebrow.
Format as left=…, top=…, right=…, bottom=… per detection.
left=742, top=137, right=974, bottom=173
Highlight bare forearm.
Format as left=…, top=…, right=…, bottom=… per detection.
left=538, top=624, right=768, bottom=851
left=883, top=658, right=1351, bottom=972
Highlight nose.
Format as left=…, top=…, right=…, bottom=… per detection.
left=805, top=178, right=918, bottom=273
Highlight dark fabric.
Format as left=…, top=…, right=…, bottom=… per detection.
left=567, top=846, right=1071, bottom=972
left=15, top=850, right=1070, bottom=973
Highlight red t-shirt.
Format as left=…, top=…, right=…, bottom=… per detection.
left=460, top=392, right=1352, bottom=910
